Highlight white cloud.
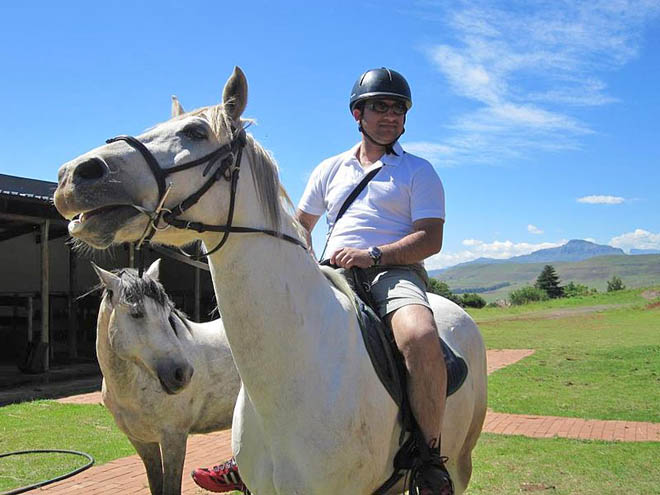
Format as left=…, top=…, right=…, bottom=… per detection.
left=610, top=229, right=660, bottom=252
left=403, top=141, right=459, bottom=167
left=577, top=195, right=625, bottom=204
left=415, top=1, right=660, bottom=166
left=426, top=238, right=565, bottom=270
left=527, top=224, right=543, bottom=234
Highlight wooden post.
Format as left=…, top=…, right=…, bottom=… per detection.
left=68, top=248, right=78, bottom=359
left=40, top=220, right=50, bottom=370
left=27, top=296, right=33, bottom=343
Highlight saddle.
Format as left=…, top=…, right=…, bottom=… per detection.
left=340, top=267, right=469, bottom=495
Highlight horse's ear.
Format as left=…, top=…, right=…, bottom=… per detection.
left=171, top=96, right=185, bottom=118
left=145, top=259, right=161, bottom=280
left=222, top=66, right=248, bottom=122
left=92, top=263, right=121, bottom=292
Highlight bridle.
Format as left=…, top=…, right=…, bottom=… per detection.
left=106, top=125, right=306, bottom=261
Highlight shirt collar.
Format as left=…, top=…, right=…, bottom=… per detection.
left=346, top=141, right=404, bottom=167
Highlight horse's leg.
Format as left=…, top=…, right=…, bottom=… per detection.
left=129, top=438, right=163, bottom=495
left=160, top=431, right=188, bottom=495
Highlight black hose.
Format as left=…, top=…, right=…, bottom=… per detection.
left=0, top=449, right=94, bottom=495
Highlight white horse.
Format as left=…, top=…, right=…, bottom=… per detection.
left=55, top=67, right=487, bottom=495
left=92, top=259, right=240, bottom=495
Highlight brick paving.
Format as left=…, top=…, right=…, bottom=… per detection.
left=482, top=412, right=660, bottom=442
left=23, top=349, right=658, bottom=493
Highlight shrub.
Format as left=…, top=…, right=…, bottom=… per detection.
left=428, top=278, right=462, bottom=305
left=607, top=275, right=626, bottom=292
left=460, top=293, right=487, bottom=308
left=563, top=282, right=597, bottom=298
left=509, top=285, right=549, bottom=305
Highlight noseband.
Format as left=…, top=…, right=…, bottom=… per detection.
left=106, top=127, right=305, bottom=259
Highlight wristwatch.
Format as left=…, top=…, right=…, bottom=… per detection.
left=368, top=246, right=382, bottom=266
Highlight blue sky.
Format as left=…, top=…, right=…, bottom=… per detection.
left=2, top=1, right=659, bottom=268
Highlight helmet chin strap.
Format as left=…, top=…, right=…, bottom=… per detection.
left=358, top=119, right=406, bottom=155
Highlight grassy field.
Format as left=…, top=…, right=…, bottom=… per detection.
left=469, top=287, right=660, bottom=422
left=469, top=434, right=659, bottom=494
left=0, top=401, right=134, bottom=492
left=469, top=285, right=655, bottom=321
left=1, top=288, right=658, bottom=493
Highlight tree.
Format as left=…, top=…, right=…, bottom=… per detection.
left=607, top=275, right=625, bottom=292
left=535, top=265, right=564, bottom=298
left=428, top=278, right=462, bottom=305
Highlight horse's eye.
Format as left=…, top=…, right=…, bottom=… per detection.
left=181, top=124, right=208, bottom=141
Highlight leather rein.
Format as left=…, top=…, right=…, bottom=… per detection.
left=106, top=126, right=306, bottom=260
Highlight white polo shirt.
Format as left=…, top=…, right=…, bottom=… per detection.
left=298, top=141, right=445, bottom=259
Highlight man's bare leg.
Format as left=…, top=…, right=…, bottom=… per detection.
left=387, top=304, right=452, bottom=494
left=387, top=304, right=446, bottom=445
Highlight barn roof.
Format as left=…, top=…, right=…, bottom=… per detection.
left=0, top=174, right=67, bottom=241
left=0, top=173, right=57, bottom=202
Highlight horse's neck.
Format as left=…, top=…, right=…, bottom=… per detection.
left=207, top=234, right=349, bottom=408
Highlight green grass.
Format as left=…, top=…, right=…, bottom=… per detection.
left=468, top=433, right=660, bottom=494
left=470, top=293, right=660, bottom=422
left=488, top=346, right=660, bottom=422
left=0, top=401, right=134, bottom=492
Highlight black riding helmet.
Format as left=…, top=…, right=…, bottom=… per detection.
left=349, top=67, right=412, bottom=112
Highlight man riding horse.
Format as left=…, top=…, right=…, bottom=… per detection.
left=193, top=67, right=453, bottom=495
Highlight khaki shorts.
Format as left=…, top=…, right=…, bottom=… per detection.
left=341, top=264, right=431, bottom=318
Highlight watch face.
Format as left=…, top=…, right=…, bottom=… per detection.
left=370, top=246, right=382, bottom=259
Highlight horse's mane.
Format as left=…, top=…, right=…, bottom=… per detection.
left=87, top=267, right=191, bottom=333
left=102, top=268, right=173, bottom=316
left=183, top=104, right=307, bottom=246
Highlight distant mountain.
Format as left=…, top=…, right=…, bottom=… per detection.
left=631, top=248, right=660, bottom=255
left=510, top=239, right=624, bottom=263
left=429, top=253, right=660, bottom=303
left=432, top=240, right=624, bottom=274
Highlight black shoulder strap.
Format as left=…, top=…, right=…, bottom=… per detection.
left=335, top=165, right=382, bottom=224
left=319, top=165, right=383, bottom=261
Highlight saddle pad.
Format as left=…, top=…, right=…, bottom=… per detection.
left=356, top=300, right=468, bottom=408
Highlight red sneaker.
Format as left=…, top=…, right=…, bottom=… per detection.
left=191, top=457, right=246, bottom=493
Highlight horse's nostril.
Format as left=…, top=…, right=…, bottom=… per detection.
left=74, top=158, right=106, bottom=181
left=174, top=368, right=185, bottom=383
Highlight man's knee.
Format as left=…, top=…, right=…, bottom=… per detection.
left=389, top=305, right=442, bottom=362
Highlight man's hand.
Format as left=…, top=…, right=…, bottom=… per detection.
left=330, top=247, right=373, bottom=268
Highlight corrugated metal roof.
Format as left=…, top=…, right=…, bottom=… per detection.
left=0, top=173, right=57, bottom=202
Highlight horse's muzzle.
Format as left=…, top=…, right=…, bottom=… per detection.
left=157, top=360, right=194, bottom=395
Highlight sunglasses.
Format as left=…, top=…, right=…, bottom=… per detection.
left=365, top=100, right=408, bottom=115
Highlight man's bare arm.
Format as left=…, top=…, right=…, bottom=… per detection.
left=380, top=218, right=444, bottom=265
left=330, top=218, right=444, bottom=269
left=295, top=209, right=320, bottom=253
